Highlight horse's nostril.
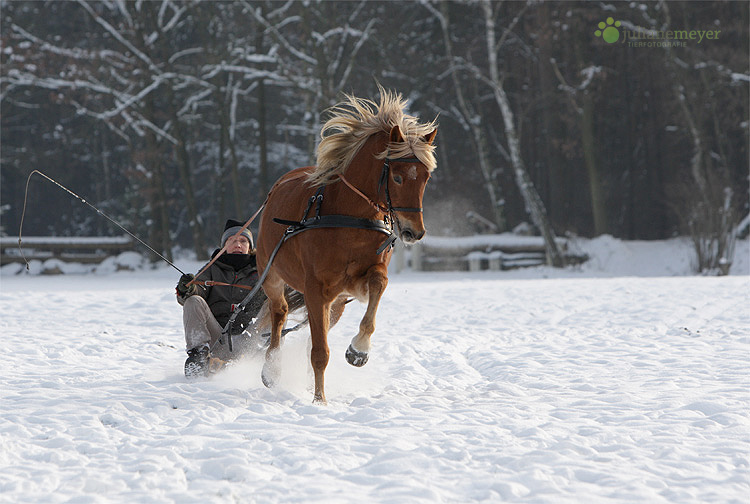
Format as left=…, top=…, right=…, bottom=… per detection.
left=401, top=229, right=424, bottom=243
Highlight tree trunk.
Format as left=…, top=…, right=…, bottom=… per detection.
left=170, top=98, right=208, bottom=260
left=581, top=94, right=607, bottom=235
left=494, top=83, right=565, bottom=267
left=256, top=30, right=270, bottom=203
left=141, top=92, right=174, bottom=263
left=659, top=5, right=735, bottom=273
left=536, top=3, right=565, bottom=224
left=144, top=131, right=173, bottom=263
left=219, top=79, right=243, bottom=220
left=227, top=120, right=243, bottom=219
left=217, top=96, right=227, bottom=224
left=257, top=77, right=269, bottom=202
left=481, top=0, right=564, bottom=266
left=154, top=163, right=172, bottom=263
left=436, top=0, right=506, bottom=231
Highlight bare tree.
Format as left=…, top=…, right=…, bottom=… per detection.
left=425, top=0, right=565, bottom=265
left=424, top=0, right=507, bottom=232
left=551, top=61, right=608, bottom=236
left=246, top=0, right=377, bottom=160
left=480, top=0, right=564, bottom=267
left=621, top=2, right=744, bottom=274
left=3, top=0, right=213, bottom=257
left=2, top=0, right=746, bottom=257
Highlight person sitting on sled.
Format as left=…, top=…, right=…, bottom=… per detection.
left=175, top=219, right=266, bottom=378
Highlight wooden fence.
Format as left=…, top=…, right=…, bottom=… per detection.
left=1, top=236, right=134, bottom=266
left=402, top=234, right=586, bottom=272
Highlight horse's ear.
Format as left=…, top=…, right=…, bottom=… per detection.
left=389, top=125, right=405, bottom=143
left=423, top=128, right=437, bottom=145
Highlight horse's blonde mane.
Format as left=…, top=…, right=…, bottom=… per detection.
left=307, top=86, right=437, bottom=187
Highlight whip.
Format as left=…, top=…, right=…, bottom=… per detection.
left=18, top=169, right=186, bottom=274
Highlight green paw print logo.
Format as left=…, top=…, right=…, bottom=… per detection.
left=595, top=17, right=621, bottom=43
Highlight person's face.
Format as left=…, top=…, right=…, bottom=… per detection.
left=226, top=234, right=250, bottom=254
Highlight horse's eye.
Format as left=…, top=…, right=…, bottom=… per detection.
left=393, top=174, right=403, bottom=184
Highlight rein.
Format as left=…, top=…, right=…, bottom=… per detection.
left=337, top=175, right=385, bottom=214
left=196, top=280, right=257, bottom=291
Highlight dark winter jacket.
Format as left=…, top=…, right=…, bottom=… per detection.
left=179, top=250, right=267, bottom=327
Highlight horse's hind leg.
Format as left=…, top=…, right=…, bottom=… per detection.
left=261, top=273, right=288, bottom=388
left=346, top=263, right=388, bottom=367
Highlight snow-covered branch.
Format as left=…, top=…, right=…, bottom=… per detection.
left=243, top=2, right=317, bottom=65
left=75, top=0, right=162, bottom=75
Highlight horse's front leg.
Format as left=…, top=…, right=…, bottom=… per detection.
left=346, top=263, right=388, bottom=367
left=305, top=286, right=331, bottom=404
left=261, top=276, right=288, bottom=389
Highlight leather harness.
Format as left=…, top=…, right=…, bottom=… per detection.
left=220, top=156, right=425, bottom=350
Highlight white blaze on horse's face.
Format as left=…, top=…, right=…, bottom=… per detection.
left=389, top=161, right=431, bottom=244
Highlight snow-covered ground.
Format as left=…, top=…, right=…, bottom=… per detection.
left=1, top=236, right=748, bottom=503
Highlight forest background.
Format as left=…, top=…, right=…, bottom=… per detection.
left=1, top=0, right=748, bottom=267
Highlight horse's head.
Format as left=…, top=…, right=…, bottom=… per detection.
left=384, top=125, right=437, bottom=244
left=311, top=87, right=438, bottom=245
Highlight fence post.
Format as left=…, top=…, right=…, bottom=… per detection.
left=468, top=252, right=482, bottom=272
left=488, top=251, right=502, bottom=271
left=411, top=242, right=423, bottom=271
left=392, top=242, right=406, bottom=273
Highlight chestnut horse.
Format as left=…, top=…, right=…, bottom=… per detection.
left=255, top=88, right=437, bottom=403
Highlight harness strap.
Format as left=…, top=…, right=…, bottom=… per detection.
left=273, top=215, right=397, bottom=255
left=380, top=157, right=425, bottom=214
left=221, top=187, right=398, bottom=350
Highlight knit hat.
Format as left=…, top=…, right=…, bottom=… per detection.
left=221, top=219, right=254, bottom=249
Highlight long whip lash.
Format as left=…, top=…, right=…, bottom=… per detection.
left=19, top=169, right=186, bottom=274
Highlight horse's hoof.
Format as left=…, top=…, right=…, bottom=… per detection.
left=261, top=368, right=277, bottom=388
left=262, top=348, right=282, bottom=388
left=261, top=362, right=280, bottom=388
left=345, top=344, right=369, bottom=367
left=313, top=394, right=327, bottom=405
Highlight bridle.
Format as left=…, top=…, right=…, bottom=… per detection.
left=338, top=156, right=427, bottom=230
left=378, top=157, right=426, bottom=213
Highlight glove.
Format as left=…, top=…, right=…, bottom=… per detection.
left=176, top=273, right=197, bottom=297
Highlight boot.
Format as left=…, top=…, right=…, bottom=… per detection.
left=184, top=344, right=210, bottom=379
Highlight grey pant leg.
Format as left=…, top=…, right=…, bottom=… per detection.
left=183, top=295, right=223, bottom=351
